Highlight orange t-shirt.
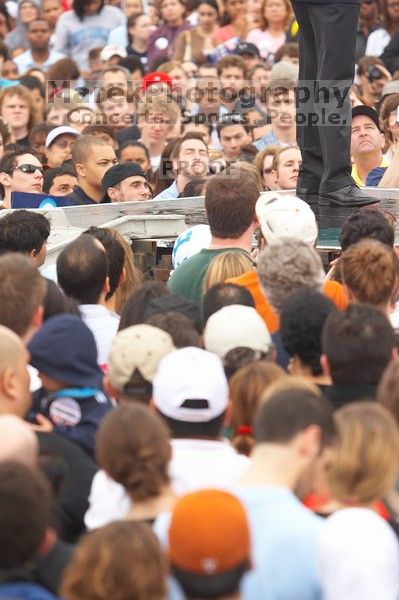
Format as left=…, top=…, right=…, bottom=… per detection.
left=226, top=272, right=348, bottom=334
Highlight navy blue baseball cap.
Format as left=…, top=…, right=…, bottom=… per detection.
left=28, top=315, right=104, bottom=390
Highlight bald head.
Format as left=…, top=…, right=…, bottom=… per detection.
left=0, top=325, right=26, bottom=375
left=0, top=415, right=38, bottom=467
left=0, top=325, right=31, bottom=417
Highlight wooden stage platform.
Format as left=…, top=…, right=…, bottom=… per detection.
left=60, top=186, right=399, bottom=251
left=2, top=187, right=398, bottom=268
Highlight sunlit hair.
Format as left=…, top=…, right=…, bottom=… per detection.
left=340, top=238, right=399, bottom=308
left=203, top=251, right=254, bottom=293
left=60, top=520, right=167, bottom=600
left=328, top=402, right=399, bottom=504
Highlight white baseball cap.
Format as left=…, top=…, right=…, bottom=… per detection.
left=45, top=126, right=80, bottom=148
left=172, top=225, right=212, bottom=269
left=204, top=305, right=272, bottom=358
left=256, top=192, right=318, bottom=245
left=153, top=347, right=229, bottom=422
left=100, top=45, right=128, bottom=61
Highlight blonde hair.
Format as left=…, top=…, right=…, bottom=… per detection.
left=140, top=96, right=181, bottom=126
left=340, top=238, right=399, bottom=308
left=328, top=402, right=399, bottom=504
left=230, top=361, right=286, bottom=455
left=158, top=60, right=184, bottom=74
left=254, top=145, right=280, bottom=190
left=110, top=230, right=142, bottom=315
left=60, top=521, right=166, bottom=600
left=377, top=358, right=399, bottom=427
left=203, top=251, right=254, bottom=293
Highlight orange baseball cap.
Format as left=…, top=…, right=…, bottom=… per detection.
left=169, top=489, right=251, bottom=575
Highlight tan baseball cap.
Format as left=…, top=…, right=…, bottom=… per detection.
left=108, top=324, right=176, bottom=391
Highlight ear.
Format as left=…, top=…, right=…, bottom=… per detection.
left=107, top=186, right=119, bottom=202
left=103, top=275, right=110, bottom=295
left=119, top=266, right=126, bottom=285
left=271, top=169, right=278, bottom=185
left=36, top=528, right=56, bottom=558
left=74, top=162, right=86, bottom=178
left=297, top=424, right=321, bottom=459
left=392, top=347, right=398, bottom=361
left=320, top=354, right=331, bottom=378
left=380, top=132, right=386, bottom=150
left=31, top=305, right=44, bottom=331
left=0, top=171, right=11, bottom=188
left=343, top=283, right=355, bottom=303
left=1, top=366, right=18, bottom=402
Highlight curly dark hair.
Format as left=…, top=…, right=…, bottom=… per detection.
left=280, top=288, right=336, bottom=376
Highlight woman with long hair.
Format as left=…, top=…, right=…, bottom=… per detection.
left=213, top=0, right=248, bottom=44
left=366, top=0, right=399, bottom=57
left=247, top=0, right=291, bottom=62
left=96, top=404, right=176, bottom=523
left=126, top=12, right=153, bottom=67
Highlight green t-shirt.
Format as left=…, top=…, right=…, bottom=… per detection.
left=168, top=247, right=252, bottom=305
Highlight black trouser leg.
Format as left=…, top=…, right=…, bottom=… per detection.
left=291, top=1, right=359, bottom=193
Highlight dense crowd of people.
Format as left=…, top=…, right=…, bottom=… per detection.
left=0, top=0, right=399, bottom=598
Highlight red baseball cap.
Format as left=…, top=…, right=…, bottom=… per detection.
left=141, top=72, right=173, bottom=91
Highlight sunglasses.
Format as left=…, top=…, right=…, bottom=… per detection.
left=263, top=167, right=273, bottom=174
left=14, top=164, right=44, bottom=175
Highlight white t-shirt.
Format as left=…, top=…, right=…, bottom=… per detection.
left=85, top=438, right=249, bottom=529
left=79, top=304, right=119, bottom=369
left=318, top=508, right=399, bottom=600
left=365, top=28, right=391, bottom=57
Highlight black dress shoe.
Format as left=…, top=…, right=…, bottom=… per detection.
left=319, top=186, right=379, bottom=207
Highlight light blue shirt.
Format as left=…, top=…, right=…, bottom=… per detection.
left=107, top=24, right=128, bottom=48
left=14, top=49, right=66, bottom=74
left=254, top=130, right=280, bottom=151
left=153, top=180, right=179, bottom=201
left=235, top=486, right=323, bottom=600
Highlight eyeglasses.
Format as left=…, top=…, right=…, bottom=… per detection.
left=53, top=138, right=76, bottom=149
left=263, top=167, right=273, bottom=174
left=14, top=164, right=44, bottom=175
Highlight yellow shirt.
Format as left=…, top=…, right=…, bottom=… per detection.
left=351, top=157, right=389, bottom=186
